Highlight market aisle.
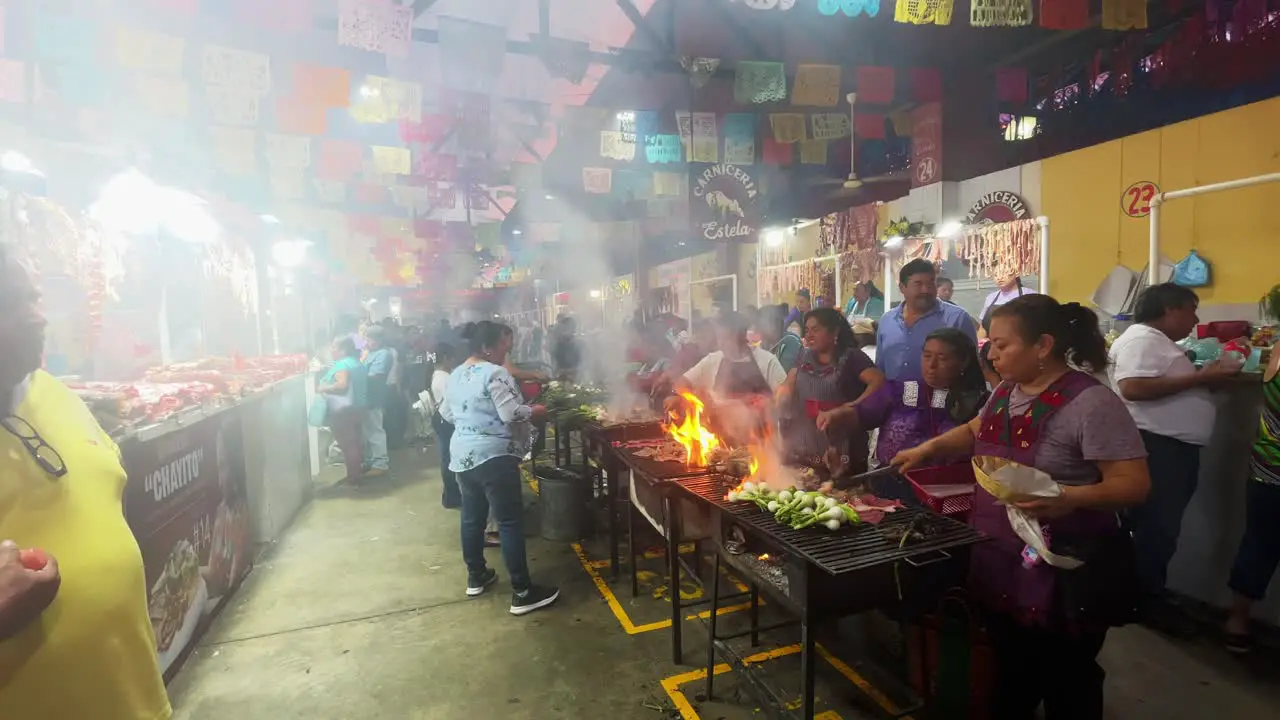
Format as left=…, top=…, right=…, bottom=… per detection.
left=167, top=449, right=677, bottom=720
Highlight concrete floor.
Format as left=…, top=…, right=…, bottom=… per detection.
left=169, top=448, right=1280, bottom=719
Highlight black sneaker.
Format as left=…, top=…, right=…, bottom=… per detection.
left=510, top=584, right=560, bottom=616
left=466, top=568, right=498, bottom=597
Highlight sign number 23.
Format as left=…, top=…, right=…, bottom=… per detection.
left=1123, top=181, right=1160, bottom=218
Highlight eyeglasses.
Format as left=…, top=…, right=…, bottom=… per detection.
left=1, top=415, right=67, bottom=478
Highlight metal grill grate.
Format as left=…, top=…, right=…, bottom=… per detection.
left=678, top=475, right=985, bottom=576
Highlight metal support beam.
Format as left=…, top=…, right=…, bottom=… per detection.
left=411, top=0, right=441, bottom=19
left=614, top=0, right=673, bottom=53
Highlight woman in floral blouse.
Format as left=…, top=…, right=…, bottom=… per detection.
left=439, top=321, right=558, bottom=616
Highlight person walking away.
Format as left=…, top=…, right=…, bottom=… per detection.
left=320, top=336, right=368, bottom=485
left=440, top=321, right=559, bottom=615
left=1224, top=343, right=1280, bottom=652
left=430, top=343, right=462, bottom=508
left=876, top=259, right=976, bottom=382
left=361, top=325, right=393, bottom=476
left=776, top=308, right=884, bottom=476
left=894, top=295, right=1150, bottom=720
left=1110, top=283, right=1240, bottom=634
left=844, top=282, right=885, bottom=321
left=0, top=242, right=170, bottom=718
left=757, top=304, right=803, bottom=373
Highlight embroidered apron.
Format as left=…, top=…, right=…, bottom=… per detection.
left=968, top=371, right=1120, bottom=627
left=785, top=350, right=867, bottom=473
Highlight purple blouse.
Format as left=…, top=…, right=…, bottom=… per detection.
left=857, top=379, right=961, bottom=466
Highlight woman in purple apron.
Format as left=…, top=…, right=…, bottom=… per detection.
left=895, top=295, right=1150, bottom=720
left=856, top=328, right=989, bottom=468
left=778, top=308, right=884, bottom=475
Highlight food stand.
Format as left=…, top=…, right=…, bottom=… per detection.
left=1147, top=175, right=1280, bottom=624
left=3, top=156, right=314, bottom=678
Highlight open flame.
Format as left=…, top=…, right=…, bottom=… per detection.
left=665, top=391, right=721, bottom=467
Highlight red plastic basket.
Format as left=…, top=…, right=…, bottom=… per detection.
left=905, top=464, right=977, bottom=517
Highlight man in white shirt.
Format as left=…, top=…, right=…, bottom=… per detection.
left=1109, top=283, right=1239, bottom=623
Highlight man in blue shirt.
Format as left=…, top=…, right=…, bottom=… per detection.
left=876, top=259, right=977, bottom=381
left=361, top=326, right=393, bottom=475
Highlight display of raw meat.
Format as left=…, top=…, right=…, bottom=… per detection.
left=844, top=494, right=905, bottom=525
left=617, top=438, right=691, bottom=464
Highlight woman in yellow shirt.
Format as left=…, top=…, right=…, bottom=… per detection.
left=0, top=244, right=170, bottom=718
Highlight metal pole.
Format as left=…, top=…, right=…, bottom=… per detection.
left=1163, top=172, right=1280, bottom=201
left=1148, top=197, right=1162, bottom=285
left=882, top=253, right=893, bottom=309
left=834, top=256, right=843, bottom=310
left=755, top=242, right=762, bottom=307
left=1036, top=216, right=1050, bottom=294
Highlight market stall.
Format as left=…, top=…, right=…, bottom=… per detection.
left=1147, top=175, right=1280, bottom=624
left=3, top=158, right=315, bottom=679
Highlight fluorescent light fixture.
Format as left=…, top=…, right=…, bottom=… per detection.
left=261, top=214, right=281, bottom=224
left=884, top=235, right=904, bottom=248
left=616, top=111, right=636, bottom=121
left=544, top=193, right=555, bottom=200
left=589, top=289, right=602, bottom=299
left=936, top=220, right=962, bottom=238
left=512, top=228, right=523, bottom=235
left=764, top=230, right=785, bottom=247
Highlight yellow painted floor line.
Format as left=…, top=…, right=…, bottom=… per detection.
left=657, top=641, right=914, bottom=720
left=572, top=542, right=751, bottom=634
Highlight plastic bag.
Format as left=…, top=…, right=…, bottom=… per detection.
left=1173, top=250, right=1210, bottom=287
left=971, top=457, right=1084, bottom=569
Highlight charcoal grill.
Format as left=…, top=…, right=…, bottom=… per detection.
left=676, top=475, right=986, bottom=720
left=579, top=420, right=668, bottom=578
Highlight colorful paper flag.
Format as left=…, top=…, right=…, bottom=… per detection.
left=264, top=133, right=312, bottom=168
left=792, top=65, right=842, bottom=107
left=970, top=0, right=1033, bottom=26
left=600, top=131, right=637, bottom=161
left=690, top=112, right=719, bottom=163
left=1101, top=0, right=1147, bottom=29
left=645, top=135, right=683, bottom=163
left=723, top=113, right=756, bottom=165
left=275, top=98, right=327, bottom=135
left=338, top=0, right=411, bottom=55
left=293, top=64, right=351, bottom=107
left=855, top=66, right=896, bottom=104
left=312, top=179, right=347, bottom=203
left=203, top=45, right=272, bottom=95
left=800, top=140, right=828, bottom=165
left=209, top=126, right=258, bottom=176
left=114, top=29, right=186, bottom=75
left=208, top=86, right=260, bottom=126
left=854, top=113, right=887, bottom=139
left=894, top=0, right=955, bottom=24
left=909, top=68, right=943, bottom=102
left=318, top=139, right=364, bottom=179
left=1039, top=0, right=1088, bottom=28
left=769, top=114, right=807, bottom=143
left=372, top=145, right=411, bottom=175
left=135, top=75, right=189, bottom=118
left=583, top=167, right=612, bottom=194
left=812, top=113, right=851, bottom=140
left=653, top=172, right=684, bottom=197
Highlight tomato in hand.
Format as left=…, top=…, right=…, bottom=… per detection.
left=18, top=548, right=48, bottom=571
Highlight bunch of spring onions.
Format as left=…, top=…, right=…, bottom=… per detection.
left=726, top=482, right=860, bottom=531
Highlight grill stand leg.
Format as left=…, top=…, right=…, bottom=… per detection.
left=664, top=495, right=683, bottom=665
left=628, top=497, right=639, bottom=598
left=705, top=551, right=722, bottom=700
left=800, top=565, right=815, bottom=720
left=608, top=459, right=620, bottom=579
left=750, top=584, right=760, bottom=647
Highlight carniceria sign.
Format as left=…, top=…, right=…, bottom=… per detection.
left=692, top=163, right=760, bottom=242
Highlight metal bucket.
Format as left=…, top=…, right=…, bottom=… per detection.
left=535, top=466, right=589, bottom=542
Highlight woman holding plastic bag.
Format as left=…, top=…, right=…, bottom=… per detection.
left=894, top=295, right=1150, bottom=720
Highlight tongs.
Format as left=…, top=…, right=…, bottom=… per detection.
left=831, top=464, right=900, bottom=490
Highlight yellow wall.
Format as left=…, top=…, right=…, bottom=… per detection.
left=1042, top=97, right=1280, bottom=305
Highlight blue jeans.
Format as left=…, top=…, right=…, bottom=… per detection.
left=362, top=407, right=389, bottom=470
left=1126, top=430, right=1201, bottom=596
left=459, top=456, right=531, bottom=591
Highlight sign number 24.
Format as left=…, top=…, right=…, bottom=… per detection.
left=1123, top=181, right=1160, bottom=218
